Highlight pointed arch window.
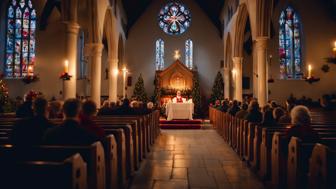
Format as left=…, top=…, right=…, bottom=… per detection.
left=155, top=39, right=164, bottom=70
left=279, top=6, right=303, bottom=79
left=5, top=0, right=37, bottom=78
left=185, top=39, right=193, bottom=69
left=78, top=30, right=86, bottom=79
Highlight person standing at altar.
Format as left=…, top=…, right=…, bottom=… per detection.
left=172, top=90, right=186, bottom=103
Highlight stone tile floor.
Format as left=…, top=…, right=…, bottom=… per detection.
left=129, top=130, right=265, bottom=189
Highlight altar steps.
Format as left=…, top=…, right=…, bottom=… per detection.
left=159, top=119, right=202, bottom=129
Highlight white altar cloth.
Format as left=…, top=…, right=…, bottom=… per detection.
left=166, top=102, right=194, bottom=121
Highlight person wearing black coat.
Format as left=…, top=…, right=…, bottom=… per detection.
left=43, top=99, right=99, bottom=146
left=11, top=97, right=55, bottom=146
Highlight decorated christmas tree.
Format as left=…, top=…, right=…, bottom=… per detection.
left=191, top=72, right=202, bottom=117
left=210, top=71, right=224, bottom=103
left=133, top=74, right=148, bottom=102
left=0, top=76, right=9, bottom=113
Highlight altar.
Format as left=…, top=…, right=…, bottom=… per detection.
left=165, top=102, right=194, bottom=121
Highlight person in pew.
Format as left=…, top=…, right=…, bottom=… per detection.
left=43, top=99, right=99, bottom=145
left=220, top=100, right=229, bottom=112
left=244, top=100, right=262, bottom=123
left=97, top=100, right=112, bottom=116
left=11, top=97, right=55, bottom=146
left=273, top=107, right=285, bottom=123
left=79, top=100, right=105, bottom=138
left=112, top=98, right=136, bottom=115
left=261, top=110, right=278, bottom=127
left=16, top=95, right=34, bottom=118
left=236, top=103, right=248, bottom=119
left=278, top=100, right=294, bottom=124
left=285, top=105, right=320, bottom=143
left=228, top=100, right=241, bottom=116
left=49, top=100, right=63, bottom=119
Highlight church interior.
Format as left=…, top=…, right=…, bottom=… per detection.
left=0, top=0, right=336, bottom=188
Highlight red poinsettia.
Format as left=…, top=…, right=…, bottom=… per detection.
left=59, top=72, right=72, bottom=80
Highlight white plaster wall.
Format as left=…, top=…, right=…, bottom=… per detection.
left=125, top=0, right=224, bottom=98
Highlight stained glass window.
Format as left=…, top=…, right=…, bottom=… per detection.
left=78, top=31, right=86, bottom=79
left=158, top=2, right=192, bottom=35
left=5, top=0, right=36, bottom=78
left=279, top=6, right=302, bottom=79
left=185, top=39, right=193, bottom=69
left=155, top=39, right=164, bottom=70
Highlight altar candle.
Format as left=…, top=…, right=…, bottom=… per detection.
left=64, top=60, right=69, bottom=73
left=308, top=64, right=312, bottom=78
left=333, top=41, right=336, bottom=56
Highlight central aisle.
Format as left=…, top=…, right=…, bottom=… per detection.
left=130, top=130, right=265, bottom=189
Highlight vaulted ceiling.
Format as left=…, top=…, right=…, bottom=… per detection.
left=122, top=0, right=225, bottom=36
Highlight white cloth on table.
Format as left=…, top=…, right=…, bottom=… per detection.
left=165, top=102, right=194, bottom=121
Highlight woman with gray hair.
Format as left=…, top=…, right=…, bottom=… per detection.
left=285, top=105, right=319, bottom=143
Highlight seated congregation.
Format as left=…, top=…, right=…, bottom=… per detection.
left=0, top=94, right=160, bottom=189
left=210, top=97, right=336, bottom=189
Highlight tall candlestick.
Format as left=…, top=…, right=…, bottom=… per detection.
left=308, top=64, right=312, bottom=78
left=64, top=60, right=69, bottom=73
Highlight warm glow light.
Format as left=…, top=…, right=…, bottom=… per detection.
left=308, top=64, right=312, bottom=78
left=113, top=69, right=119, bottom=76
left=64, top=60, right=69, bottom=73
left=122, top=67, right=128, bottom=73
left=333, top=41, right=336, bottom=55
left=28, top=66, right=33, bottom=76
left=232, top=69, right=237, bottom=76
left=174, top=50, right=181, bottom=60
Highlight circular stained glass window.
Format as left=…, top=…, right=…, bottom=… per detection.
left=158, top=2, right=192, bottom=35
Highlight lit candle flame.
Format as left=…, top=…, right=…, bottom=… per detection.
left=174, top=50, right=181, bottom=60
left=308, top=64, right=312, bottom=78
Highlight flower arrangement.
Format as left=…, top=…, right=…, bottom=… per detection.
left=304, top=76, right=320, bottom=84
left=22, top=74, right=39, bottom=84
left=59, top=72, right=72, bottom=80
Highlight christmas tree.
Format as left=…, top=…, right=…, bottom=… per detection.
left=210, top=71, right=224, bottom=103
left=133, top=74, right=148, bottom=102
left=191, top=72, right=202, bottom=117
left=0, top=76, right=9, bottom=113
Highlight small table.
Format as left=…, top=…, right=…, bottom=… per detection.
left=165, top=102, right=194, bottom=121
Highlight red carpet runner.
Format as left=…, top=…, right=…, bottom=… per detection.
left=159, top=119, right=202, bottom=129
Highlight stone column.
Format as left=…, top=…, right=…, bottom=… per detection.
left=224, top=65, right=230, bottom=99
left=108, top=59, right=119, bottom=102
left=63, top=22, right=80, bottom=100
left=255, top=37, right=268, bottom=107
left=232, top=57, right=243, bottom=102
left=89, top=43, right=104, bottom=107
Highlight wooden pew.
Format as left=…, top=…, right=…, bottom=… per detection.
left=308, top=143, right=336, bottom=189
left=0, top=153, right=87, bottom=189
left=287, top=137, right=336, bottom=189
left=0, top=141, right=105, bottom=189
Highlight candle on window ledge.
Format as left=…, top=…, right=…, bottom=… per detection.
left=64, top=60, right=69, bottom=73
left=308, top=64, right=312, bottom=79
left=28, top=66, right=33, bottom=76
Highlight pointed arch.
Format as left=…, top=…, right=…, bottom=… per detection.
left=233, top=4, right=250, bottom=57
